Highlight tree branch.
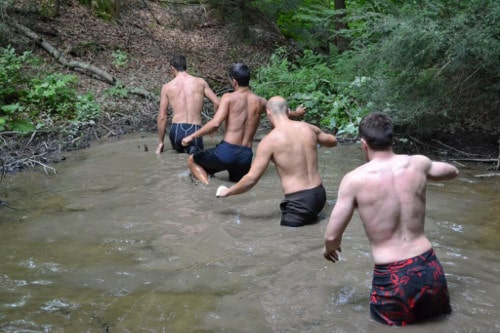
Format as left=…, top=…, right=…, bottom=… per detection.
left=7, top=17, right=116, bottom=84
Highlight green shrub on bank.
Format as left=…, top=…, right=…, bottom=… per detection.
left=0, top=46, right=101, bottom=133
left=255, top=0, right=499, bottom=137
left=253, top=48, right=368, bottom=138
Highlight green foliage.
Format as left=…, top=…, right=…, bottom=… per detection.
left=0, top=103, right=33, bottom=132
left=254, top=0, right=498, bottom=136
left=253, top=48, right=368, bottom=137
left=26, top=73, right=79, bottom=119
left=258, top=0, right=336, bottom=50
left=78, top=0, right=118, bottom=21
left=75, top=93, right=101, bottom=123
left=104, top=81, right=129, bottom=98
left=111, top=49, right=128, bottom=68
left=0, top=47, right=38, bottom=132
left=0, top=46, right=101, bottom=133
left=339, top=0, right=500, bottom=134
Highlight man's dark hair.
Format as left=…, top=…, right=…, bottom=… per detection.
left=228, top=63, right=250, bottom=87
left=170, top=54, right=187, bottom=71
left=359, top=112, right=393, bottom=150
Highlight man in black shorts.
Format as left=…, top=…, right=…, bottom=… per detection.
left=156, top=54, right=219, bottom=155
left=216, top=96, right=337, bottom=227
left=182, top=64, right=307, bottom=184
left=181, top=63, right=267, bottom=184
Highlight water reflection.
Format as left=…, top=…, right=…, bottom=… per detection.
left=0, top=134, right=499, bottom=332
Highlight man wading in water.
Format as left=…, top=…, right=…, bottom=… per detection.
left=323, top=111, right=458, bottom=326
left=216, top=96, right=337, bottom=227
left=156, top=54, right=219, bottom=155
left=182, top=64, right=305, bottom=184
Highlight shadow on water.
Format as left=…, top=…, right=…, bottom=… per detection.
left=0, top=134, right=499, bottom=332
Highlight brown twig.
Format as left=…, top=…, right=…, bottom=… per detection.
left=0, top=158, right=5, bottom=184
left=430, top=139, right=481, bottom=157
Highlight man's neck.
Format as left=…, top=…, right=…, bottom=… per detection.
left=272, top=114, right=291, bottom=128
left=234, top=85, right=250, bottom=93
left=367, top=148, right=394, bottom=162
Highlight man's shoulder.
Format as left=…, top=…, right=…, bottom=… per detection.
left=163, top=76, right=178, bottom=88
left=250, top=92, right=267, bottom=103
left=191, top=74, right=208, bottom=83
left=259, top=129, right=285, bottom=150
left=264, top=127, right=291, bottom=144
left=346, top=162, right=371, bottom=179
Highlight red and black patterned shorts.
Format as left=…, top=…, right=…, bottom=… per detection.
left=370, top=248, right=452, bottom=326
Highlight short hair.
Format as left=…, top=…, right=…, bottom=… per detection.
left=359, top=112, right=393, bottom=150
left=170, top=54, right=187, bottom=71
left=267, top=96, right=288, bottom=115
left=228, top=63, right=250, bottom=87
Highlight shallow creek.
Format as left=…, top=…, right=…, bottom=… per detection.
left=0, top=134, right=499, bottom=332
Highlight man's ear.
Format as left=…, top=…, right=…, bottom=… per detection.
left=360, top=138, right=368, bottom=149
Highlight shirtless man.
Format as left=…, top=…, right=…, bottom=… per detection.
left=181, top=63, right=305, bottom=184
left=217, top=96, right=337, bottom=227
left=155, top=54, right=219, bottom=155
left=323, top=112, right=458, bottom=326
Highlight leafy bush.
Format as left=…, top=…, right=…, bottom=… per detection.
left=0, top=47, right=38, bottom=131
left=311, top=0, right=498, bottom=135
left=254, top=0, right=499, bottom=137
left=253, top=48, right=368, bottom=138
left=104, top=81, right=129, bottom=98
left=0, top=46, right=101, bottom=133
left=77, top=0, right=118, bottom=21
left=111, top=49, right=128, bottom=68
left=26, top=73, right=79, bottom=120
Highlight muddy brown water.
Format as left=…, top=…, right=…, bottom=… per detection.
left=0, top=134, right=499, bottom=332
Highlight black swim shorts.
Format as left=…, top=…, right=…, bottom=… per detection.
left=193, top=140, right=253, bottom=182
left=280, top=184, right=326, bottom=227
left=169, top=123, right=203, bottom=154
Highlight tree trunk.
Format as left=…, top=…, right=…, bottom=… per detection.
left=114, top=0, right=121, bottom=19
left=333, top=0, right=349, bottom=52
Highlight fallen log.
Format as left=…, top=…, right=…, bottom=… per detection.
left=7, top=17, right=116, bottom=85
left=6, top=16, right=158, bottom=103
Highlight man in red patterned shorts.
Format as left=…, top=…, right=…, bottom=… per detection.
left=323, top=112, right=458, bottom=326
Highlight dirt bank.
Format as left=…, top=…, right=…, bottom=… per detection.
left=1, top=1, right=498, bottom=174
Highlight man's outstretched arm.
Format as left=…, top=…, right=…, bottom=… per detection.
left=323, top=175, right=356, bottom=262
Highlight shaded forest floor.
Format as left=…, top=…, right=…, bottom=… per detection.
left=1, top=0, right=498, bottom=174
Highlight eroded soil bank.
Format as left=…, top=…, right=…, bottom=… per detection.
left=1, top=1, right=498, bottom=173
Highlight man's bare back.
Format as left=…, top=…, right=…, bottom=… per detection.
left=324, top=113, right=459, bottom=265
left=218, top=96, right=337, bottom=195
left=217, top=87, right=267, bottom=148
left=162, top=72, right=214, bottom=125
left=323, top=111, right=457, bottom=326
left=180, top=63, right=267, bottom=184
left=217, top=96, right=337, bottom=226
left=156, top=55, right=218, bottom=154
left=262, top=119, right=332, bottom=194
left=339, top=154, right=454, bottom=264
